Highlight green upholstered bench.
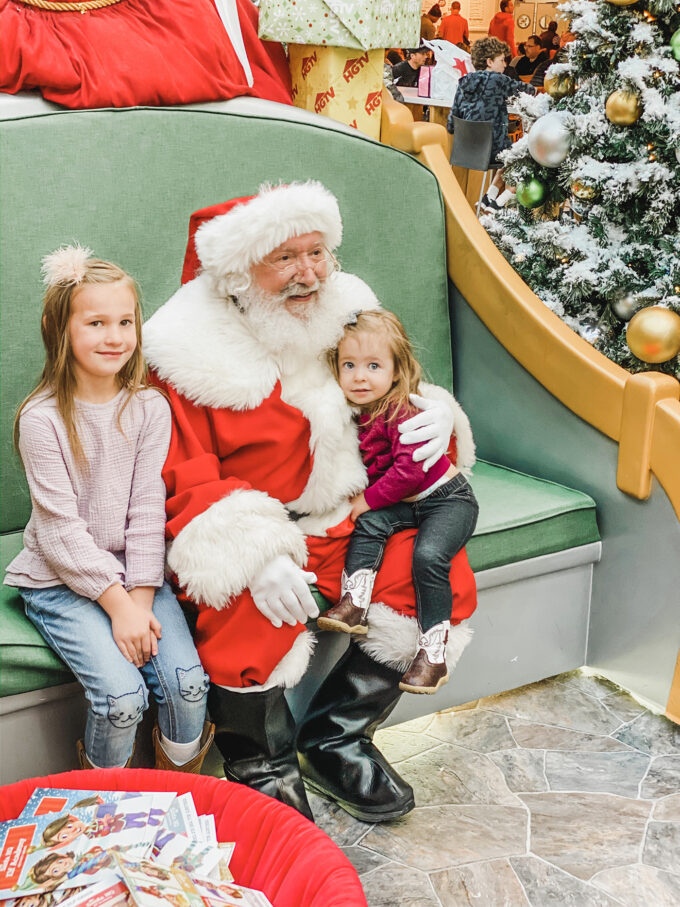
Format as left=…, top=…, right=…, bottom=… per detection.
left=467, top=461, right=599, bottom=572
left=0, top=93, right=600, bottom=781
left=0, top=536, right=74, bottom=698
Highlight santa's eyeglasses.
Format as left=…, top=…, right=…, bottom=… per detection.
left=262, top=245, right=338, bottom=279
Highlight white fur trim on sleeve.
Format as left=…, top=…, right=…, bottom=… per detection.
left=419, top=382, right=476, bottom=475
left=357, top=602, right=474, bottom=672
left=195, top=182, right=343, bottom=279
left=166, top=488, right=308, bottom=609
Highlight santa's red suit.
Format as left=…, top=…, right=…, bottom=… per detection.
left=142, top=182, right=477, bottom=822
left=0, top=0, right=291, bottom=109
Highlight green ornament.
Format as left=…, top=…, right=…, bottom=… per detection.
left=516, top=178, right=547, bottom=208
left=671, top=28, right=680, bottom=62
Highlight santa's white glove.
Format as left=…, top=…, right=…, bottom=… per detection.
left=249, top=554, right=319, bottom=629
left=398, top=393, right=455, bottom=472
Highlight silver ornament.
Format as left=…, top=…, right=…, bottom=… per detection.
left=528, top=112, right=572, bottom=168
left=611, top=292, right=640, bottom=321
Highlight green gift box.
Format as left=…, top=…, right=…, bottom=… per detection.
left=258, top=0, right=421, bottom=50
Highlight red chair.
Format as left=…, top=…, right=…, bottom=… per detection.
left=0, top=770, right=368, bottom=907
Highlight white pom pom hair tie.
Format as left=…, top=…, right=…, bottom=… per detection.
left=41, top=244, right=94, bottom=288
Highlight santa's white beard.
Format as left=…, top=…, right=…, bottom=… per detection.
left=234, top=278, right=346, bottom=360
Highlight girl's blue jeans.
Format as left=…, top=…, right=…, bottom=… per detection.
left=20, top=581, right=209, bottom=768
left=345, top=473, right=479, bottom=633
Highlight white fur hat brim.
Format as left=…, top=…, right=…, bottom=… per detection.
left=195, top=181, right=343, bottom=279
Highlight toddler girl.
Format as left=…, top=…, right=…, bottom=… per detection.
left=4, top=246, right=212, bottom=770
left=318, top=310, right=479, bottom=694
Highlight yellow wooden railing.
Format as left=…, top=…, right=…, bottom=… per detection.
left=379, top=89, right=680, bottom=719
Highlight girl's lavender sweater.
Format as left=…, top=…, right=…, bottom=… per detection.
left=358, top=407, right=453, bottom=510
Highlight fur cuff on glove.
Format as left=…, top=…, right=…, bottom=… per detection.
left=167, top=488, right=307, bottom=609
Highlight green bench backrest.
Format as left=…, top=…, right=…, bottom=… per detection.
left=0, top=107, right=450, bottom=534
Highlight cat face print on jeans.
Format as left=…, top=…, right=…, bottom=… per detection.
left=176, top=665, right=209, bottom=702
left=107, top=685, right=145, bottom=727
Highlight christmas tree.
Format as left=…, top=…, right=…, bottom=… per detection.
left=482, top=0, right=680, bottom=378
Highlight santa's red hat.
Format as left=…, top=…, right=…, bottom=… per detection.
left=181, top=181, right=343, bottom=285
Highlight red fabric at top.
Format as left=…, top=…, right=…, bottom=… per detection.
left=0, top=0, right=292, bottom=109
left=0, top=769, right=367, bottom=907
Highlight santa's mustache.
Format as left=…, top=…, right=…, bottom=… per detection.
left=281, top=279, right=321, bottom=298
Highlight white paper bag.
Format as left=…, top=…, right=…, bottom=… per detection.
left=421, top=38, right=474, bottom=104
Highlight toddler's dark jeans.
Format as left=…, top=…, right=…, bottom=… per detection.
left=345, top=473, right=479, bottom=633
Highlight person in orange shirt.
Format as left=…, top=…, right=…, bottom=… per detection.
left=488, top=0, right=517, bottom=57
left=439, top=2, right=470, bottom=50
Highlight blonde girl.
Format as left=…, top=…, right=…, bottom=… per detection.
left=318, top=310, right=479, bottom=694
left=4, top=246, right=212, bottom=770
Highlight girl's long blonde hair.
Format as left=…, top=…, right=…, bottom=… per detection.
left=328, top=309, right=422, bottom=422
left=14, top=246, right=148, bottom=467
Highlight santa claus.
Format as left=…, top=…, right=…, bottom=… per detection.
left=143, top=181, right=477, bottom=823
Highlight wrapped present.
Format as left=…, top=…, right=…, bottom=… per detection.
left=258, top=0, right=420, bottom=50
left=288, top=45, right=384, bottom=138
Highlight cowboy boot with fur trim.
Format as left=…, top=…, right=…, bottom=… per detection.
left=152, top=721, right=215, bottom=773
left=399, top=621, right=450, bottom=694
left=296, top=643, right=414, bottom=823
left=208, top=684, right=313, bottom=821
left=316, top=568, right=376, bottom=635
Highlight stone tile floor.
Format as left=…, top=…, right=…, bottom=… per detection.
left=309, top=670, right=680, bottom=906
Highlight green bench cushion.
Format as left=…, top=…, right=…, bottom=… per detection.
left=1, top=461, right=599, bottom=698
left=0, top=534, right=74, bottom=697
left=466, top=460, right=600, bottom=571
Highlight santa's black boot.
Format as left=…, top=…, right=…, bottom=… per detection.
left=208, top=684, right=314, bottom=821
left=296, top=643, right=415, bottom=822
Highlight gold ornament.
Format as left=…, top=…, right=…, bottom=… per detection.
left=605, top=90, right=643, bottom=125
left=544, top=72, right=576, bottom=99
left=626, top=306, right=680, bottom=363
left=571, top=180, right=597, bottom=200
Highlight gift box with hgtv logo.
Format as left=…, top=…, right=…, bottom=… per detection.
left=288, top=45, right=384, bottom=138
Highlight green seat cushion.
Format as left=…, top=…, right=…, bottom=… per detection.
left=466, top=461, right=600, bottom=571
left=0, top=533, right=74, bottom=697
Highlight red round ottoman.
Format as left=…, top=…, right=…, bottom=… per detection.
left=0, top=769, right=367, bottom=907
